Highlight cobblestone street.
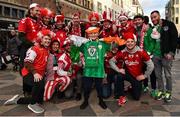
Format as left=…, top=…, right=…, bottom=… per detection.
left=0, top=55, right=180, bottom=116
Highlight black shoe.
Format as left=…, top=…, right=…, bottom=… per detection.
left=99, top=99, right=107, bottom=109
left=75, top=93, right=81, bottom=101
left=0, top=64, right=7, bottom=70
left=80, top=101, right=88, bottom=109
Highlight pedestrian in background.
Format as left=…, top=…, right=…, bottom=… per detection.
left=7, top=30, right=21, bottom=71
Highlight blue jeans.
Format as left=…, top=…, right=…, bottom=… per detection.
left=102, top=73, right=120, bottom=98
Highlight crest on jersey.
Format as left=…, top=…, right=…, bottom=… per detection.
left=88, top=46, right=97, bottom=56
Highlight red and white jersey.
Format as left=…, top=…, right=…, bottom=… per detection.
left=56, top=52, right=72, bottom=77
left=18, top=17, right=41, bottom=42
left=24, top=45, right=49, bottom=76
left=114, top=47, right=150, bottom=78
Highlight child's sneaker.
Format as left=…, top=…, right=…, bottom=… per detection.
left=164, top=91, right=172, bottom=103
left=28, top=103, right=44, bottom=114
left=4, top=95, right=20, bottom=105
left=143, top=86, right=149, bottom=93
left=156, top=91, right=164, bottom=100
left=150, top=89, right=158, bottom=98
left=118, top=96, right=127, bottom=106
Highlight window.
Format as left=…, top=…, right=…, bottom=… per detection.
left=0, top=5, right=2, bottom=16
left=87, top=1, right=90, bottom=8
left=176, top=7, right=179, bottom=14
left=12, top=8, right=17, bottom=18
left=97, top=2, right=102, bottom=13
left=176, top=0, right=179, bottom=4
left=85, top=0, right=87, bottom=7
left=4, top=7, right=10, bottom=16
left=176, top=17, right=179, bottom=24
left=82, top=0, right=84, bottom=6
left=19, top=10, right=24, bottom=18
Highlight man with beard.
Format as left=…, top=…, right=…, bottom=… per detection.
left=18, top=3, right=41, bottom=72
left=144, top=10, right=178, bottom=102
left=4, top=29, right=54, bottom=114
left=109, top=32, right=154, bottom=106
left=134, top=14, right=157, bottom=97
left=66, top=12, right=85, bottom=100
left=40, top=8, right=55, bottom=30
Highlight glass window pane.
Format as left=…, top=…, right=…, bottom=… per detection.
left=19, top=10, right=24, bottom=18
left=0, top=5, right=2, bottom=16
left=4, top=7, right=10, bottom=16
left=12, top=8, right=17, bottom=17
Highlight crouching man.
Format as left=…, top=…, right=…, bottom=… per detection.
left=4, top=29, right=55, bottom=114
left=109, top=32, right=154, bottom=106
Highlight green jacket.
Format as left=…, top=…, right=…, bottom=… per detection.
left=144, top=27, right=162, bottom=57
left=80, top=40, right=110, bottom=78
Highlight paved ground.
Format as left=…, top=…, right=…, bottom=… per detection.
left=0, top=54, right=180, bottom=116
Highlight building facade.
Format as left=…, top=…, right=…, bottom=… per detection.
left=93, top=0, right=121, bottom=21
left=56, top=0, right=93, bottom=22
left=0, top=0, right=28, bottom=30
left=166, top=0, right=180, bottom=34
left=122, top=0, right=143, bottom=18
left=92, top=0, right=143, bottom=23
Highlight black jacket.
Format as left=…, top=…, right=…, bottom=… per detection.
left=160, top=19, right=178, bottom=56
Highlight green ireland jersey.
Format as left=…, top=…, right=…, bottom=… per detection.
left=80, top=41, right=110, bottom=78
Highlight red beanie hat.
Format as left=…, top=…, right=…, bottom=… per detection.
left=54, top=14, right=65, bottom=23
left=40, top=8, right=54, bottom=18
left=37, top=29, right=55, bottom=40
left=123, top=32, right=137, bottom=41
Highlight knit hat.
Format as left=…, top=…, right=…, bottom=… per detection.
left=29, top=3, right=39, bottom=9
left=40, top=8, right=55, bottom=18
left=88, top=12, right=100, bottom=21
left=118, top=11, right=128, bottom=21
left=37, top=29, right=56, bottom=40
left=85, top=27, right=100, bottom=33
left=123, top=32, right=137, bottom=41
left=63, top=39, right=71, bottom=47
left=54, top=14, right=65, bottom=23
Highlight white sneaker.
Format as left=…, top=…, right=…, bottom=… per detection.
left=4, top=95, right=20, bottom=105
left=28, top=103, right=44, bottom=114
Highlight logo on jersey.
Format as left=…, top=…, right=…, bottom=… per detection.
left=163, top=26, right=169, bottom=31
left=88, top=46, right=97, bottom=56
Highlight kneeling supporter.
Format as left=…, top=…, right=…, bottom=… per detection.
left=109, top=32, right=154, bottom=106
left=4, top=29, right=55, bottom=114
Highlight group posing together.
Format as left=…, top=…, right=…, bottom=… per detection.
left=4, top=2, right=178, bottom=114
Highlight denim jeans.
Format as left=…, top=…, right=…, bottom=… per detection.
left=102, top=73, right=122, bottom=98
left=152, top=56, right=173, bottom=92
